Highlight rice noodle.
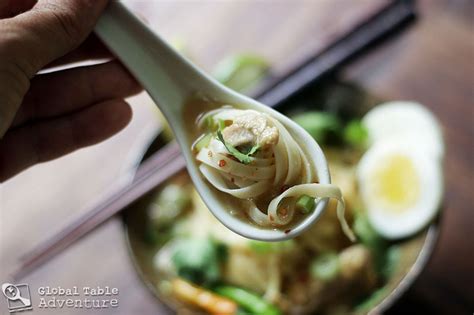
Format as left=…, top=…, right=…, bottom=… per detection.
left=194, top=107, right=354, bottom=240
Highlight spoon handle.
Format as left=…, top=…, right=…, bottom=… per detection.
left=94, top=2, right=216, bottom=120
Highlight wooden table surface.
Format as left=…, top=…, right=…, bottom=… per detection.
left=1, top=1, right=473, bottom=314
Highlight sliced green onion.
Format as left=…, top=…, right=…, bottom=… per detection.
left=353, top=212, right=383, bottom=249
left=248, top=240, right=295, bottom=253
left=343, top=120, right=368, bottom=147
left=353, top=212, right=392, bottom=276
left=296, top=195, right=315, bottom=214
left=194, top=134, right=212, bottom=152
left=214, top=286, right=281, bottom=315
left=204, top=116, right=218, bottom=131
left=381, top=245, right=400, bottom=279
left=310, top=252, right=340, bottom=281
left=218, top=119, right=226, bottom=131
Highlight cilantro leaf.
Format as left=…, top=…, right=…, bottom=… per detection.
left=216, top=130, right=259, bottom=165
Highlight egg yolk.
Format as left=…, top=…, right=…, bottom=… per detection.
left=371, top=154, right=420, bottom=212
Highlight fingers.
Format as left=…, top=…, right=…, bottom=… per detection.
left=0, top=0, right=109, bottom=137
left=2, top=0, right=109, bottom=76
left=12, top=61, right=141, bottom=127
left=45, top=34, right=112, bottom=68
left=0, top=99, right=132, bottom=182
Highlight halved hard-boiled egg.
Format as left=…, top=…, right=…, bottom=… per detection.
left=362, top=101, right=444, bottom=159
left=357, top=101, right=444, bottom=239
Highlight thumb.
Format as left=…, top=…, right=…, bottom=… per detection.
left=5, top=0, right=109, bottom=76
left=0, top=0, right=109, bottom=137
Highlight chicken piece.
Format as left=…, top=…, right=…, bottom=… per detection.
left=221, top=124, right=255, bottom=147
left=222, top=110, right=279, bottom=148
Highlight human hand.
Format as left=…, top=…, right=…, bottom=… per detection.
left=0, top=0, right=141, bottom=182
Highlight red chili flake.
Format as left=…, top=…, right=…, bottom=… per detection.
left=219, top=160, right=226, bottom=167
left=284, top=229, right=291, bottom=234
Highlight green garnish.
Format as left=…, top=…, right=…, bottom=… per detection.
left=194, top=134, right=213, bottom=152
left=353, top=212, right=384, bottom=250
left=213, top=286, right=281, bottom=315
left=216, top=130, right=259, bottom=164
left=343, top=120, right=368, bottom=147
left=218, top=119, right=226, bottom=131
left=310, top=252, right=340, bottom=281
left=291, top=111, right=342, bottom=143
left=171, top=238, right=227, bottom=286
left=204, top=116, right=216, bottom=131
left=295, top=195, right=315, bottom=214
left=240, top=144, right=259, bottom=155
left=381, top=245, right=400, bottom=279
left=204, top=117, right=227, bottom=132
left=353, top=211, right=393, bottom=276
left=248, top=240, right=295, bottom=253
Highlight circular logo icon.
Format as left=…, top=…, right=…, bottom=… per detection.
left=3, top=285, right=19, bottom=299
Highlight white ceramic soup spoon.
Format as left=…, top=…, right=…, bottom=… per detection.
left=95, top=2, right=331, bottom=241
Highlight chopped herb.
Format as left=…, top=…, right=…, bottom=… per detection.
left=295, top=195, right=315, bottom=214
left=216, top=130, right=259, bottom=164
left=238, top=144, right=259, bottom=155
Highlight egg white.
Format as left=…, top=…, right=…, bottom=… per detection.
left=357, top=141, right=443, bottom=239
left=362, top=101, right=444, bottom=160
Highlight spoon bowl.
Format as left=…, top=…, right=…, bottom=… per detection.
left=95, top=2, right=330, bottom=241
